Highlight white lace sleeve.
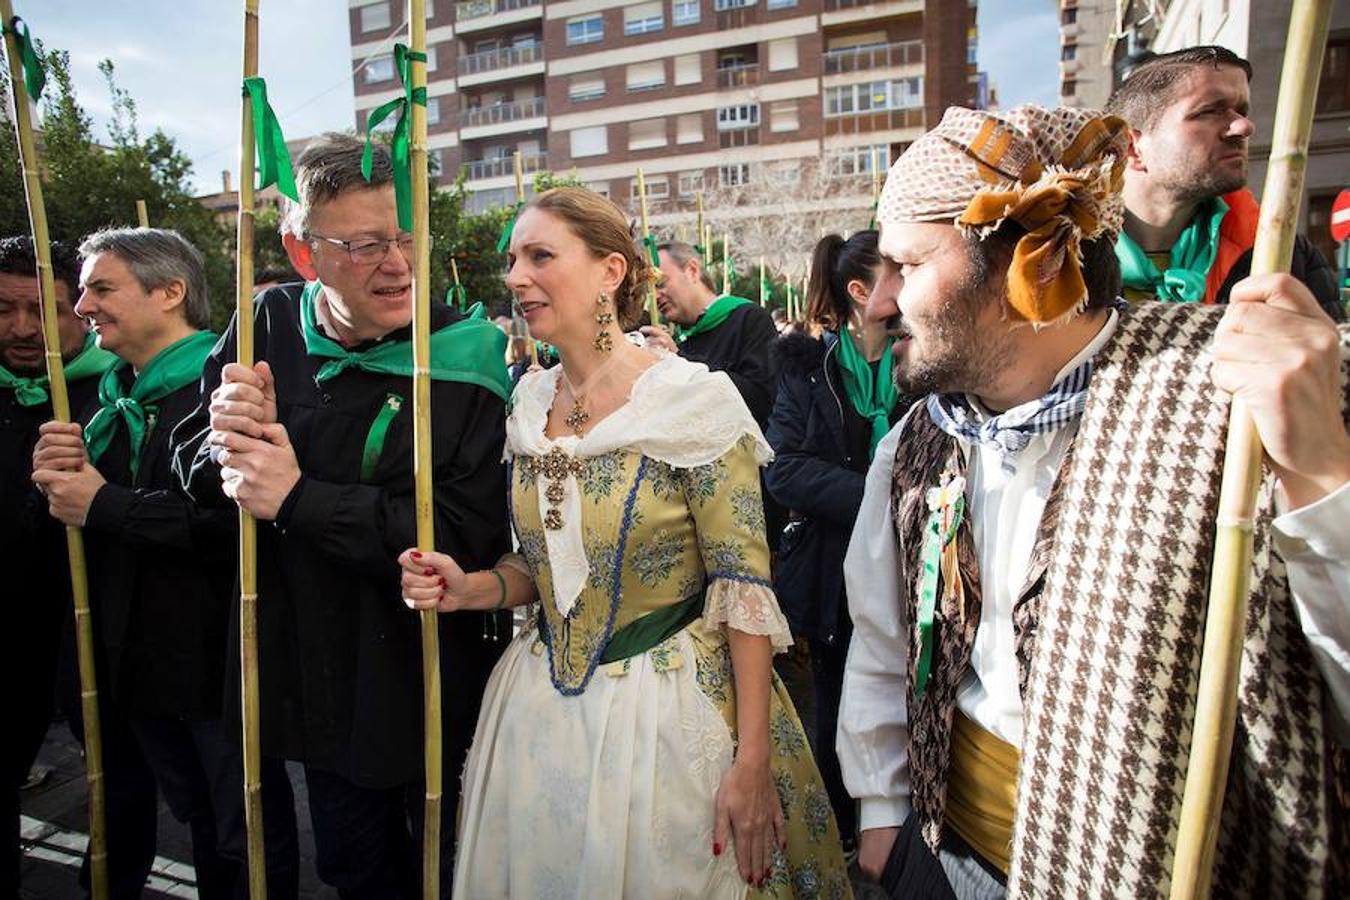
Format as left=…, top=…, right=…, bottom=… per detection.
left=702, top=577, right=793, bottom=652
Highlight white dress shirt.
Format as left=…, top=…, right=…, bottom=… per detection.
left=837, top=314, right=1350, bottom=832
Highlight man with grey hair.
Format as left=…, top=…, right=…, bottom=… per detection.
left=32, top=226, right=300, bottom=898
left=174, top=133, right=511, bottom=897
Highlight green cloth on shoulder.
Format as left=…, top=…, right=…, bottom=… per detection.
left=674, top=295, right=753, bottom=343
left=835, top=328, right=897, bottom=460
left=84, top=331, right=218, bottom=479
left=0, top=333, right=117, bottom=407
left=1115, top=196, right=1227, bottom=302
left=299, top=281, right=510, bottom=400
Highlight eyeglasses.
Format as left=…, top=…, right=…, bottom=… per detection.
left=308, top=233, right=415, bottom=265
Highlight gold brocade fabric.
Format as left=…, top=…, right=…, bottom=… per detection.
left=944, top=712, right=1020, bottom=874
left=511, top=434, right=853, bottom=897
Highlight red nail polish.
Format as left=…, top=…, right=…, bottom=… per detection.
left=411, top=551, right=422, bottom=560
left=438, top=577, right=446, bottom=587
left=712, top=842, right=721, bottom=856
left=424, top=568, right=435, bottom=576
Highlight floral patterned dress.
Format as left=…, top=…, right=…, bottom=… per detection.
left=453, top=355, right=852, bottom=899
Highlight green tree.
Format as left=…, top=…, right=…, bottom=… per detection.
left=1, top=50, right=234, bottom=327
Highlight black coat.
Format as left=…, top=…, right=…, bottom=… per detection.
left=79, top=363, right=237, bottom=720
left=1217, top=235, right=1344, bottom=322
left=173, top=284, right=511, bottom=789
left=678, top=302, right=781, bottom=428
left=765, top=332, right=897, bottom=646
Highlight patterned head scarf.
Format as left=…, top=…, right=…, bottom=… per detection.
left=878, top=104, right=1129, bottom=325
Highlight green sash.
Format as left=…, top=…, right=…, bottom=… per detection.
left=299, top=281, right=510, bottom=400
left=835, top=328, right=897, bottom=459
left=674, top=295, right=753, bottom=343
left=1115, top=197, right=1227, bottom=303
left=84, top=331, right=218, bottom=479
left=601, top=589, right=705, bottom=664
left=0, top=333, right=117, bottom=407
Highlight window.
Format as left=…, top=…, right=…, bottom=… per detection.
left=1316, top=36, right=1350, bottom=114
left=428, top=148, right=443, bottom=175
left=719, top=163, right=751, bottom=187
left=567, top=14, right=604, bottom=46
left=678, top=171, right=704, bottom=196
left=674, top=53, right=702, bottom=85
left=426, top=0, right=436, bottom=18
left=714, top=0, right=754, bottom=9
left=673, top=0, right=700, bottom=26
left=624, top=1, right=664, bottom=36
left=628, top=118, right=667, bottom=150
left=425, top=97, right=440, bottom=126
left=826, top=143, right=890, bottom=178
left=1061, top=43, right=1077, bottom=61
left=768, top=38, right=798, bottom=71
left=425, top=45, right=439, bottom=71
left=570, top=125, right=609, bottom=157
left=627, top=61, right=666, bottom=92
left=823, top=78, right=923, bottom=116
left=360, top=2, right=391, bottom=32
left=588, top=181, right=611, bottom=199
left=1061, top=6, right=1077, bottom=24
left=1061, top=78, right=1077, bottom=97
left=676, top=113, right=704, bottom=144
left=569, top=75, right=606, bottom=101
left=767, top=162, right=800, bottom=187
left=717, top=103, right=760, bottom=130
left=766, top=0, right=796, bottom=8
left=365, top=54, right=395, bottom=83
left=769, top=101, right=799, bottom=133
left=632, top=176, right=670, bottom=199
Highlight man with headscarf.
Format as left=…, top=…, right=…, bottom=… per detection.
left=838, top=104, right=1349, bottom=899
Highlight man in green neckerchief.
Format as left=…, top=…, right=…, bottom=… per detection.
left=173, top=133, right=510, bottom=897
left=1107, top=45, right=1342, bottom=320
left=31, top=227, right=301, bottom=898
left=1, top=235, right=116, bottom=898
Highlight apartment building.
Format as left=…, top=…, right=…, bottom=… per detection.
left=348, top=0, right=978, bottom=218
left=1054, top=0, right=1160, bottom=110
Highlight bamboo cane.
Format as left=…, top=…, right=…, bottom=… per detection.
left=449, top=256, right=461, bottom=306
left=1, top=6, right=108, bottom=896
left=636, top=167, right=658, bottom=324
left=135, top=199, right=149, bottom=227
left=510, top=151, right=536, bottom=366
left=696, top=191, right=705, bottom=265
left=406, top=3, right=444, bottom=897
left=722, top=231, right=730, bottom=296
left=234, top=2, right=268, bottom=896
left=1168, top=4, right=1333, bottom=898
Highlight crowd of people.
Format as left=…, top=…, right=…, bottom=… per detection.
left=3, top=45, right=1346, bottom=900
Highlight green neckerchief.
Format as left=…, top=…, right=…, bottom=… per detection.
left=299, top=281, right=510, bottom=400
left=0, top=333, right=117, bottom=407
left=674, top=295, right=752, bottom=343
left=835, top=328, right=897, bottom=460
left=1115, top=196, right=1228, bottom=302
left=84, top=331, right=217, bottom=479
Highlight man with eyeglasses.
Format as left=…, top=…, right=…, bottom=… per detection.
left=173, top=132, right=512, bottom=898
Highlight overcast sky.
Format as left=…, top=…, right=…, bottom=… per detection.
left=19, top=0, right=1057, bottom=195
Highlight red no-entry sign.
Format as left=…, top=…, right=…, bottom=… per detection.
left=1332, top=189, right=1350, bottom=243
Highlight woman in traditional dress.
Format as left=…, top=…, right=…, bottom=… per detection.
left=398, top=188, right=851, bottom=899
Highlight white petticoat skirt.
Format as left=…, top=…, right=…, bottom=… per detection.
left=452, top=626, right=749, bottom=899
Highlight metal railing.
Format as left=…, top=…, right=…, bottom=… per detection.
left=456, top=0, right=541, bottom=23
left=823, top=108, right=924, bottom=137
left=823, top=0, right=916, bottom=9
left=718, top=128, right=760, bottom=149
left=458, top=43, right=542, bottom=76
left=460, top=96, right=546, bottom=129
left=823, top=40, right=923, bottom=74
left=462, top=152, right=547, bottom=181
left=716, top=63, right=759, bottom=88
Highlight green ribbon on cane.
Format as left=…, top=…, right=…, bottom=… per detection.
left=446, top=283, right=468, bottom=311
left=242, top=77, right=298, bottom=202
left=3, top=17, right=46, bottom=102
left=496, top=200, right=525, bottom=253
left=362, top=43, right=427, bottom=231
left=641, top=233, right=660, bottom=268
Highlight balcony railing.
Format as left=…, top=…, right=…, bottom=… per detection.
left=463, top=152, right=547, bottom=181
left=823, top=107, right=925, bottom=136
left=823, top=40, right=923, bottom=75
left=718, top=128, right=760, bottom=149
left=716, top=63, right=759, bottom=88
left=823, top=0, right=915, bottom=10
left=458, top=43, right=542, bottom=76
left=456, top=0, right=540, bottom=22
left=460, top=96, right=546, bottom=129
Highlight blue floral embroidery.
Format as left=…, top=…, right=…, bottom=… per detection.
left=629, top=529, right=684, bottom=587
left=729, top=485, right=766, bottom=533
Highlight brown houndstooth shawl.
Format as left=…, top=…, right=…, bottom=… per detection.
left=892, top=301, right=1348, bottom=898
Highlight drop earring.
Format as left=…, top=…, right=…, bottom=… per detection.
left=594, top=290, right=614, bottom=353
